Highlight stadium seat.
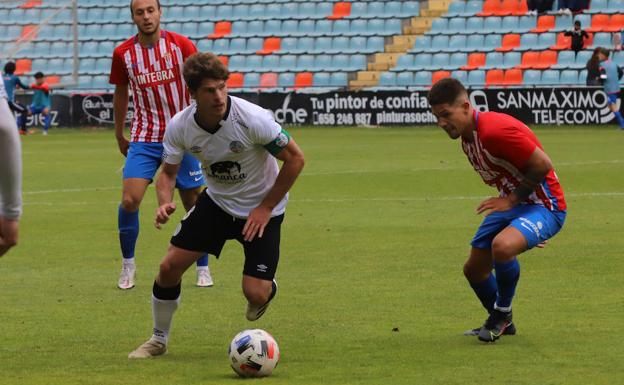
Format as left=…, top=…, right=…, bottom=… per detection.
left=518, top=15, right=536, bottom=31
left=257, top=37, right=280, bottom=55
left=400, top=2, right=420, bottom=17
left=15, top=59, right=31, bottom=75
left=216, top=5, right=233, bottom=20
left=465, top=17, right=484, bottom=33
left=413, top=71, right=432, bottom=86
left=349, top=1, right=368, bottom=18
left=587, top=0, right=608, bottom=13
left=208, top=22, right=232, bottom=39
left=447, top=18, right=466, bottom=34
left=484, top=34, right=502, bottom=50
left=331, top=54, right=349, bottom=70
left=483, top=52, right=504, bottom=69
left=414, top=54, right=432, bottom=70
left=496, top=34, right=521, bottom=52
left=396, top=71, right=413, bottom=86
left=478, top=0, right=501, bottom=16
left=429, top=35, right=450, bottom=53
left=260, top=72, right=278, bottom=88
left=591, top=32, right=612, bottom=48
left=531, top=15, right=555, bottom=33
left=431, top=70, right=451, bottom=85
left=551, top=32, right=572, bottom=50
left=533, top=50, right=558, bottom=69
left=553, top=15, right=574, bottom=32
left=462, top=53, right=486, bottom=70
left=314, top=37, right=332, bottom=53
left=523, top=69, right=541, bottom=85
left=327, top=2, right=351, bottom=20
left=537, top=33, right=557, bottom=50
left=485, top=69, right=505, bottom=87
left=349, top=55, right=367, bottom=71
left=431, top=53, right=450, bottom=70
left=329, top=72, right=348, bottom=87
left=465, top=35, right=485, bottom=52
left=330, top=37, right=350, bottom=53
left=573, top=50, right=592, bottom=69
left=503, top=68, right=523, bottom=85
left=559, top=69, right=579, bottom=84
left=244, top=55, right=263, bottom=72
left=483, top=17, right=502, bottom=33
left=518, top=51, right=540, bottom=69
left=606, top=0, right=624, bottom=14
left=446, top=1, right=465, bottom=16
left=605, top=14, right=624, bottom=32
left=313, top=72, right=330, bottom=87
left=503, top=52, right=522, bottom=68
left=430, top=18, right=448, bottom=34
left=587, top=14, right=610, bottom=32
left=541, top=69, right=560, bottom=84
left=467, top=70, right=486, bottom=86
left=278, top=73, right=295, bottom=88
left=294, top=72, right=313, bottom=89
left=412, top=35, right=431, bottom=52
left=464, top=1, right=485, bottom=16
left=378, top=71, right=397, bottom=86
left=449, top=52, right=468, bottom=69
left=552, top=50, right=576, bottom=69
left=451, top=70, right=469, bottom=84
left=227, top=72, right=245, bottom=89
left=262, top=55, right=280, bottom=71
left=244, top=72, right=260, bottom=88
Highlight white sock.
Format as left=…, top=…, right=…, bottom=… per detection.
left=196, top=266, right=208, bottom=272
left=151, top=294, right=179, bottom=345
left=123, top=258, right=135, bottom=267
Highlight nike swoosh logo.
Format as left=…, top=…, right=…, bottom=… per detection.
left=194, top=177, right=202, bottom=181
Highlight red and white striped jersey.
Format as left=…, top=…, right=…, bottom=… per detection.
left=462, top=111, right=566, bottom=212
left=109, top=30, right=196, bottom=143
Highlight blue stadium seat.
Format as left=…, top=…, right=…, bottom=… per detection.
left=211, top=39, right=229, bottom=54
left=329, top=72, right=348, bottom=87
left=384, top=2, right=402, bottom=17
left=573, top=50, right=592, bottom=69
left=263, top=19, right=281, bottom=36
left=606, top=0, right=623, bottom=14
left=78, top=75, right=92, bottom=89
left=378, top=72, right=397, bottom=86
left=231, top=21, right=248, bottom=37
left=541, top=69, right=560, bottom=84
left=396, top=71, right=413, bottom=86
left=244, top=73, right=260, bottom=88
left=483, top=52, right=504, bottom=69
left=465, top=17, right=484, bottom=33
left=244, top=55, right=263, bottom=72
left=330, top=36, right=350, bottom=53
left=578, top=69, right=588, bottom=83
left=394, top=54, right=414, bottom=71
left=349, top=2, right=367, bottom=18
left=366, top=2, right=385, bottom=17
left=587, top=0, right=608, bottom=13
left=592, top=33, right=612, bottom=48
left=93, top=75, right=111, bottom=90
left=313, top=72, right=330, bottom=87
left=431, top=53, right=451, bottom=70
left=346, top=36, right=366, bottom=53
left=552, top=51, right=576, bottom=69
left=559, top=69, right=579, bottom=84
left=483, top=17, right=502, bottom=34
left=554, top=15, right=574, bottom=32
left=367, top=19, right=385, bottom=35
left=216, top=5, right=233, bottom=20
left=86, top=8, right=103, bottom=23
left=333, top=20, right=351, bottom=36
left=295, top=20, right=315, bottom=36
left=283, top=3, right=301, bottom=18
left=315, top=19, right=332, bottom=35
left=400, top=1, right=420, bottom=17
left=181, top=23, right=198, bottom=38
left=537, top=33, right=557, bottom=50
left=447, top=18, right=466, bottom=34
left=248, top=4, right=267, bottom=20
left=314, top=55, right=332, bottom=70
left=412, top=35, right=431, bottom=52
left=278, top=73, right=295, bottom=88
left=467, top=70, right=486, bottom=86
left=101, top=8, right=120, bottom=23
left=465, top=35, right=485, bottom=52
left=413, top=71, right=432, bottom=86
left=198, top=5, right=216, bottom=19
left=297, top=54, right=314, bottom=71
left=261, top=55, right=280, bottom=71
left=446, top=1, right=465, bottom=16
left=449, top=53, right=468, bottom=69
left=523, top=70, right=541, bottom=85
left=197, top=39, right=213, bottom=52
left=349, top=55, right=367, bottom=71
left=429, top=35, right=449, bottom=53
left=229, top=55, right=246, bottom=71
left=429, top=18, right=448, bottom=34
left=167, top=5, right=184, bottom=20
left=80, top=41, right=98, bottom=57
left=229, top=38, right=248, bottom=54
left=331, top=54, right=349, bottom=71
left=367, top=37, right=384, bottom=52
left=98, top=42, right=115, bottom=56
left=414, top=54, right=432, bottom=70
left=448, top=35, right=467, bottom=52
left=518, top=16, right=537, bottom=31
left=464, top=1, right=485, bottom=16
left=278, top=20, right=296, bottom=36
left=278, top=55, right=297, bottom=72
left=519, top=34, right=538, bottom=51
left=484, top=34, right=502, bottom=50
left=246, top=37, right=264, bottom=52
left=451, top=70, right=469, bottom=84
left=500, top=17, right=519, bottom=34
left=503, top=52, right=521, bottom=68
left=315, top=37, right=332, bottom=53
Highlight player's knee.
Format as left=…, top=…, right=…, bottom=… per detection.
left=158, top=259, right=180, bottom=281
left=120, top=195, right=141, bottom=212
left=243, top=286, right=270, bottom=306
left=491, top=238, right=516, bottom=261
left=463, top=262, right=485, bottom=282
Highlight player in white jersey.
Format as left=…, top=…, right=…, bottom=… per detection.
left=0, top=79, right=22, bottom=256
left=110, top=0, right=212, bottom=289
left=128, top=53, right=305, bottom=358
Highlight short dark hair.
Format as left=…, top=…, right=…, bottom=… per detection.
left=183, top=52, right=229, bottom=93
left=427, top=77, right=467, bottom=106
left=598, top=47, right=610, bottom=57
left=574, top=20, right=581, bottom=26
left=4, top=61, right=16, bottom=75
left=34, top=72, right=44, bottom=79
left=130, top=0, right=161, bottom=15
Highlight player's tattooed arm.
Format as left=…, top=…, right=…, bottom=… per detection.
left=477, top=147, right=553, bottom=215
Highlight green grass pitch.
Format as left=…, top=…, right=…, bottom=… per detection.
left=2, top=126, right=623, bottom=385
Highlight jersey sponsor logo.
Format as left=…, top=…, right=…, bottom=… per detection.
left=208, top=161, right=247, bottom=184
left=190, top=145, right=202, bottom=153
left=229, top=141, right=244, bottom=153
left=135, top=68, right=177, bottom=89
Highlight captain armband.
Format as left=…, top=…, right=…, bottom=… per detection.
left=264, top=128, right=291, bottom=156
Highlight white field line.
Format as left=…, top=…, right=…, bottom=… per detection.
left=23, top=191, right=624, bottom=206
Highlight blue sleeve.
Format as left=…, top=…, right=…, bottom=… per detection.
left=15, top=76, right=29, bottom=90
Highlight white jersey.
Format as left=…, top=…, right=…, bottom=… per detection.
left=163, top=96, right=288, bottom=218
left=0, top=80, right=6, bottom=99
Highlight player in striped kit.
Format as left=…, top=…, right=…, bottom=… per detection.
left=428, top=78, right=567, bottom=342
left=109, top=0, right=212, bottom=289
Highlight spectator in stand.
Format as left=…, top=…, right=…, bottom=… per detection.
left=564, top=21, right=590, bottom=57
left=586, top=48, right=602, bottom=86
left=613, top=31, right=622, bottom=51
left=557, top=0, right=573, bottom=15
left=527, top=0, right=554, bottom=15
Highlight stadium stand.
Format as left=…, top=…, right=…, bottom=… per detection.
left=0, top=0, right=622, bottom=90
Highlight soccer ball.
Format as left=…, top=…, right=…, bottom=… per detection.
left=228, top=329, right=280, bottom=378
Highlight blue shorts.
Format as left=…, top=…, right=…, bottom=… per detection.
left=123, top=142, right=204, bottom=190
left=471, top=205, right=566, bottom=250
left=606, top=93, right=619, bottom=105
left=29, top=104, right=49, bottom=114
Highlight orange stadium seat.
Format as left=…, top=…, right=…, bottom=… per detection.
left=227, top=72, right=244, bottom=88
left=20, top=25, right=38, bottom=41
left=485, top=69, right=504, bottom=87
left=495, top=0, right=520, bottom=16
left=218, top=56, right=228, bottom=66
left=20, top=0, right=41, bottom=8
left=431, top=70, right=451, bottom=85
left=516, top=0, right=528, bottom=16
left=46, top=76, right=60, bottom=85
left=550, top=33, right=572, bottom=50
left=517, top=51, right=540, bottom=69
left=531, top=15, right=555, bottom=33
left=496, top=34, right=521, bottom=52
left=587, top=14, right=609, bottom=33
left=327, top=2, right=352, bottom=20
left=477, top=0, right=501, bottom=16
left=533, top=50, right=557, bottom=69
left=605, top=14, right=624, bottom=33
left=208, top=21, right=232, bottom=39
left=461, top=53, right=486, bottom=70
left=503, top=69, right=523, bottom=85
left=294, top=72, right=313, bottom=89
left=256, top=37, right=281, bottom=55
left=15, top=59, right=31, bottom=75
left=260, top=73, right=278, bottom=89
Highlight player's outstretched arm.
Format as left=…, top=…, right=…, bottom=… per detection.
left=154, top=162, right=181, bottom=229
left=113, top=83, right=130, bottom=156
left=477, top=147, right=553, bottom=215
left=243, top=139, right=305, bottom=242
